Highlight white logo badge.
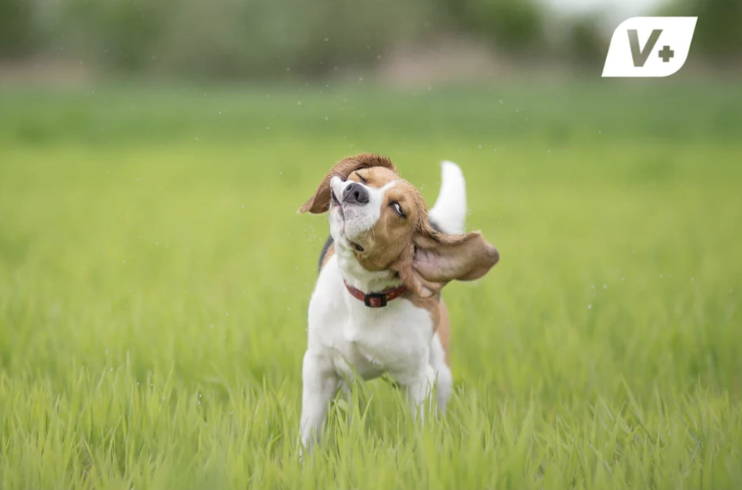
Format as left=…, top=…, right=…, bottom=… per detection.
left=602, top=17, right=697, bottom=77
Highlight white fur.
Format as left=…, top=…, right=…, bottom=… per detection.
left=300, top=162, right=462, bottom=448
left=429, top=161, right=467, bottom=234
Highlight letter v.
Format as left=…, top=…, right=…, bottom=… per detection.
left=628, top=29, right=662, bottom=67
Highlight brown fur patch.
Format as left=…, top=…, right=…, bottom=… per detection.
left=405, top=292, right=450, bottom=365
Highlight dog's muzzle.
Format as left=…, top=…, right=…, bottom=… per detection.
left=342, top=183, right=369, bottom=205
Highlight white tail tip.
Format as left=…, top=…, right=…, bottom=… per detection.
left=429, top=161, right=467, bottom=234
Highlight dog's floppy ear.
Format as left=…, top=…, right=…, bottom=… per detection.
left=396, top=217, right=499, bottom=297
left=299, top=154, right=396, bottom=214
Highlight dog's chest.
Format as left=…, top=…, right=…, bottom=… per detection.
left=308, top=258, right=434, bottom=380
left=332, top=305, right=431, bottom=378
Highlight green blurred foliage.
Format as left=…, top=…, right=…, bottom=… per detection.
left=2, top=0, right=542, bottom=78
left=439, top=0, right=544, bottom=51
left=565, top=14, right=607, bottom=66
left=661, top=0, right=742, bottom=61
left=62, top=0, right=170, bottom=71
left=56, top=0, right=442, bottom=77
left=0, top=0, right=37, bottom=57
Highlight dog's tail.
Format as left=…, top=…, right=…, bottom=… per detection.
left=429, top=161, right=467, bottom=235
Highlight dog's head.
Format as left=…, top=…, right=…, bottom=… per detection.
left=300, top=154, right=499, bottom=297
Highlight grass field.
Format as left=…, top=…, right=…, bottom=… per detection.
left=1, top=80, right=741, bottom=489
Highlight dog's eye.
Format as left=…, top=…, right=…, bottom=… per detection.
left=389, top=201, right=405, bottom=218
left=355, top=172, right=368, bottom=184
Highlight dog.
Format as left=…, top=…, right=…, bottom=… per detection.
left=299, top=154, right=499, bottom=447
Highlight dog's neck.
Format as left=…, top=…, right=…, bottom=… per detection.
left=334, top=241, right=402, bottom=293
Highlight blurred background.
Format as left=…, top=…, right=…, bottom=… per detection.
left=0, top=0, right=740, bottom=83
left=1, top=0, right=742, bottom=488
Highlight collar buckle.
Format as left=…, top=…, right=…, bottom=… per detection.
left=364, top=292, right=388, bottom=308
left=343, top=280, right=405, bottom=308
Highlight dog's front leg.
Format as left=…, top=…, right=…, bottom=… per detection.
left=402, top=365, right=437, bottom=420
left=300, top=350, right=339, bottom=449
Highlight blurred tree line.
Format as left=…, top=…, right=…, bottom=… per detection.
left=0, top=0, right=738, bottom=79
left=660, top=0, right=742, bottom=62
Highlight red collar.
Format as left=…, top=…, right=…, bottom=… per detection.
left=343, top=280, right=407, bottom=308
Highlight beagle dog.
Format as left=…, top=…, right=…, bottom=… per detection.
left=299, top=154, right=499, bottom=447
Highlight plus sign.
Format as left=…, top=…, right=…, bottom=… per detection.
left=658, top=45, right=674, bottom=62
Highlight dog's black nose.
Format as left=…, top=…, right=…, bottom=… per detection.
left=342, top=182, right=369, bottom=205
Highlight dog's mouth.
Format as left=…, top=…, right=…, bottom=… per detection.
left=331, top=190, right=365, bottom=252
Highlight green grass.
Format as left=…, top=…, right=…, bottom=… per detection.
left=1, top=80, right=741, bottom=489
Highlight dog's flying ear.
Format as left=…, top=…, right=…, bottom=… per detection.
left=299, top=154, right=396, bottom=213
left=396, top=217, right=499, bottom=298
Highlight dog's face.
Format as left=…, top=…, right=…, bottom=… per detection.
left=301, top=154, right=499, bottom=297
left=328, top=165, right=423, bottom=271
